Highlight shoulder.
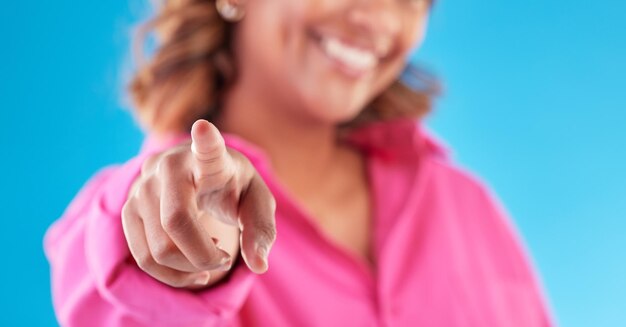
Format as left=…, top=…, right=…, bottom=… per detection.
left=426, top=157, right=552, bottom=324
left=427, top=155, right=537, bottom=278
left=423, top=155, right=516, bottom=229
left=425, top=155, right=511, bottom=240
left=426, top=155, right=491, bottom=197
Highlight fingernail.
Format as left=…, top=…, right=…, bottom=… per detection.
left=193, top=272, right=211, bottom=286
left=255, top=243, right=269, bottom=269
left=218, top=255, right=233, bottom=271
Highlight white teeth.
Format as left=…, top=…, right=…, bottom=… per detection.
left=321, top=36, right=377, bottom=73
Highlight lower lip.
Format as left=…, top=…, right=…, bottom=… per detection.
left=311, top=35, right=375, bottom=80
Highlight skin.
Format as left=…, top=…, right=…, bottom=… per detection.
left=122, top=0, right=431, bottom=289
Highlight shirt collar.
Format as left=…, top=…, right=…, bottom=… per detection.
left=342, top=118, right=450, bottom=162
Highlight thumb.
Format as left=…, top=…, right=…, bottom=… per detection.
left=190, top=119, right=234, bottom=193
left=238, top=175, right=277, bottom=274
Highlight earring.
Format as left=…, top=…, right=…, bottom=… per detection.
left=216, top=0, right=245, bottom=22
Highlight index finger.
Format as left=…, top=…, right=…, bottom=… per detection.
left=190, top=119, right=235, bottom=193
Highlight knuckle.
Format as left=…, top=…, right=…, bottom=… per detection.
left=157, top=154, right=183, bottom=176
left=237, top=157, right=254, bottom=178
left=253, top=220, right=277, bottom=244
left=254, top=175, right=275, bottom=209
left=121, top=201, right=134, bottom=221
left=228, top=148, right=247, bottom=164
left=161, top=210, right=192, bottom=234
left=151, top=241, right=178, bottom=265
left=196, top=166, right=233, bottom=188
left=196, top=143, right=225, bottom=162
left=141, top=154, right=159, bottom=175
left=122, top=199, right=133, bottom=220
left=197, top=146, right=229, bottom=169
left=135, top=253, right=155, bottom=272
left=135, top=180, right=157, bottom=200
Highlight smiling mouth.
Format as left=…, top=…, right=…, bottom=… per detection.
left=311, top=31, right=384, bottom=79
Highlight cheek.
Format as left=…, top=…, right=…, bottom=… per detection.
left=237, top=0, right=308, bottom=80
left=239, top=1, right=369, bottom=120
left=403, top=13, right=429, bottom=58
left=370, top=17, right=429, bottom=93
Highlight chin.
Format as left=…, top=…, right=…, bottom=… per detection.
left=308, top=101, right=363, bottom=125
left=289, top=77, right=374, bottom=126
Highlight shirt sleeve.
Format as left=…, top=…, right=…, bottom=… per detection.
left=43, top=134, right=257, bottom=327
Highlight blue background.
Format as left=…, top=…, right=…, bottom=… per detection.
left=1, top=0, right=624, bottom=325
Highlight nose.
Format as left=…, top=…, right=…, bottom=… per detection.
left=347, top=0, right=401, bottom=48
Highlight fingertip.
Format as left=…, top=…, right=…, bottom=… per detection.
left=193, top=119, right=211, bottom=130
left=191, top=271, right=211, bottom=286
left=253, top=259, right=269, bottom=274
left=253, top=243, right=270, bottom=274
left=241, top=246, right=269, bottom=274
left=191, top=119, right=210, bottom=139
left=255, top=243, right=269, bottom=271
left=191, top=119, right=224, bottom=156
left=192, top=119, right=222, bottom=144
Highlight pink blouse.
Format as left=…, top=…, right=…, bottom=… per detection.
left=44, top=118, right=552, bottom=326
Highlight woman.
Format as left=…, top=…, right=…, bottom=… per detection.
left=44, top=0, right=552, bottom=325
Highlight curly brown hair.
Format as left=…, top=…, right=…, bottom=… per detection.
left=129, top=0, right=441, bottom=134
